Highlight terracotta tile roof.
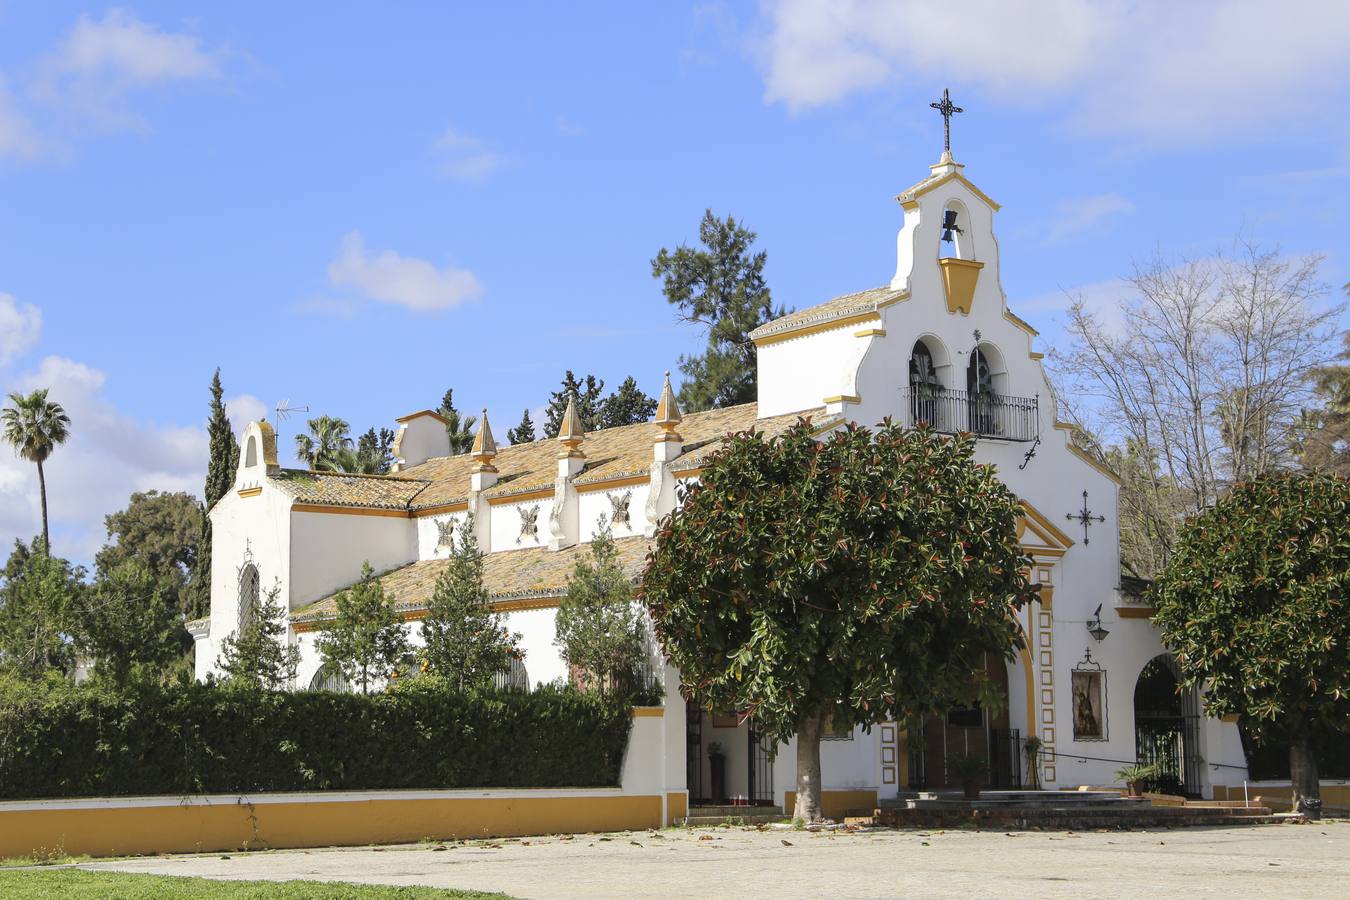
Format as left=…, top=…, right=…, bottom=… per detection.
left=263, top=404, right=830, bottom=514
left=267, top=469, right=430, bottom=510
left=291, top=535, right=654, bottom=623
left=400, top=402, right=828, bottom=507
left=748, top=286, right=907, bottom=342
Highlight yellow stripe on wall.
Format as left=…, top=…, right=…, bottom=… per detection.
left=0, top=793, right=663, bottom=859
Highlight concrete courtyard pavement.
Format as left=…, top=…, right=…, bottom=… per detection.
left=83, top=821, right=1350, bottom=899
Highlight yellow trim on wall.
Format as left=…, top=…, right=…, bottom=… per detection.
left=0, top=793, right=664, bottom=859
left=411, top=501, right=470, bottom=518
left=1067, top=444, right=1123, bottom=485
left=491, top=596, right=561, bottom=613
left=854, top=328, right=887, bottom=338
left=237, top=487, right=262, bottom=498
left=631, top=706, right=664, bottom=718
left=752, top=312, right=882, bottom=348
left=822, top=395, right=861, bottom=405
left=1020, top=501, right=1076, bottom=550
left=486, top=488, right=554, bottom=506
left=1020, top=644, right=1037, bottom=740
left=291, top=504, right=410, bottom=519
left=781, top=790, right=879, bottom=820
left=1004, top=309, right=1039, bottom=337
left=1115, top=606, right=1156, bottom=619
left=576, top=474, right=650, bottom=494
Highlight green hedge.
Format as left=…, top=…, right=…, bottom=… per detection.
left=0, top=680, right=634, bottom=799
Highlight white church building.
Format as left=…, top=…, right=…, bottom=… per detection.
left=189, top=146, right=1249, bottom=818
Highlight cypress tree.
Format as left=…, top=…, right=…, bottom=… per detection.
left=544, top=371, right=604, bottom=437
left=186, top=369, right=239, bottom=619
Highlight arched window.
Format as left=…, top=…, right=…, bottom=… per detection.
left=237, top=563, right=260, bottom=634
left=308, top=663, right=349, bottom=692
left=493, top=657, right=530, bottom=691
left=908, top=341, right=944, bottom=428
left=967, top=347, right=997, bottom=434
left=245, top=436, right=258, bottom=468
left=940, top=200, right=973, bottom=260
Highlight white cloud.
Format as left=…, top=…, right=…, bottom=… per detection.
left=433, top=127, right=504, bottom=182
left=0, top=9, right=227, bottom=158
left=224, top=394, right=268, bottom=436
left=0, top=293, right=42, bottom=366
left=326, top=231, right=484, bottom=313
left=754, top=0, right=1350, bottom=146
left=0, top=355, right=208, bottom=562
left=0, top=78, right=43, bottom=160
left=1046, top=193, right=1134, bottom=243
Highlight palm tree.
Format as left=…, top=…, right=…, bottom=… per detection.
left=294, top=415, right=353, bottom=470
left=2, top=389, right=72, bottom=553
left=317, top=446, right=383, bottom=475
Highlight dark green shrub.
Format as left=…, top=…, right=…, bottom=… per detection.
left=0, top=679, right=633, bottom=799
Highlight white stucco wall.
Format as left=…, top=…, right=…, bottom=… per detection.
left=288, top=511, right=416, bottom=610
left=415, top=511, right=469, bottom=561
left=488, top=498, right=548, bottom=553
left=578, top=484, right=649, bottom=541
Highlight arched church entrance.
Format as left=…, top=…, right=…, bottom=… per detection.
left=1133, top=655, right=1202, bottom=796
left=907, top=652, right=1022, bottom=790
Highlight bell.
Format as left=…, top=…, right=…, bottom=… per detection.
left=941, top=208, right=962, bottom=243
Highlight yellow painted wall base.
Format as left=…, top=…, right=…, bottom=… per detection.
left=666, top=791, right=688, bottom=825
left=782, top=789, right=879, bottom=820
left=1213, top=783, right=1350, bottom=812
left=0, top=792, right=663, bottom=860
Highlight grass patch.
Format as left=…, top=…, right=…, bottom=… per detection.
left=0, top=869, right=510, bottom=898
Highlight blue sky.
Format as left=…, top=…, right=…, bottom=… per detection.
left=1, top=2, right=1348, bottom=561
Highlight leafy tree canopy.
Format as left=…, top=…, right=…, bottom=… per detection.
left=420, top=514, right=521, bottom=689
left=641, top=421, right=1034, bottom=820
left=556, top=521, right=646, bottom=694
left=507, top=408, right=537, bottom=445
left=95, top=490, right=202, bottom=618
left=217, top=581, right=299, bottom=690
left=651, top=210, right=786, bottom=411
left=78, top=560, right=184, bottom=687
left=1151, top=471, right=1350, bottom=815
left=1299, top=329, right=1350, bottom=477
left=316, top=562, right=411, bottom=693
left=0, top=538, right=85, bottom=679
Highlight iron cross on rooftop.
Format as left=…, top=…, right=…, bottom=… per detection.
left=929, top=88, right=963, bottom=155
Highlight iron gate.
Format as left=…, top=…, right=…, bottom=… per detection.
left=747, top=723, right=774, bottom=805
left=685, top=704, right=704, bottom=803
left=988, top=728, right=1022, bottom=788
left=1136, top=715, right=1202, bottom=797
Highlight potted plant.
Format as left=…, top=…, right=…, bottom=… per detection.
left=946, top=752, right=988, bottom=800
left=1115, top=763, right=1158, bottom=798
left=1023, top=735, right=1043, bottom=790
left=708, top=742, right=726, bottom=804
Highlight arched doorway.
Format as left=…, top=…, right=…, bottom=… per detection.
left=1133, top=655, right=1202, bottom=796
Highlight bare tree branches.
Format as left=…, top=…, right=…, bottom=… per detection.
left=1052, top=240, right=1342, bottom=577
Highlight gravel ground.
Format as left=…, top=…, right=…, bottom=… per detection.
left=82, top=821, right=1350, bottom=899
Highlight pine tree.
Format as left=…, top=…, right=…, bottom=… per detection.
left=356, top=427, right=397, bottom=473
left=544, top=371, right=604, bottom=437
left=437, top=389, right=478, bottom=455
left=217, top=582, right=299, bottom=690
left=186, top=369, right=239, bottom=619
left=651, top=210, right=787, bottom=410
left=554, top=519, right=645, bottom=693
left=506, top=409, right=536, bottom=445
left=315, top=562, right=411, bottom=693
left=420, top=514, right=521, bottom=689
left=599, top=376, right=657, bottom=429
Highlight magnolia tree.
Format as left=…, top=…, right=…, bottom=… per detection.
left=1151, top=471, right=1350, bottom=818
left=641, top=421, right=1035, bottom=821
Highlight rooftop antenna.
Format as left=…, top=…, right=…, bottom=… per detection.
left=273, top=399, right=309, bottom=430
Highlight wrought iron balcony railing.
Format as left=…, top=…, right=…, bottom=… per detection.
left=900, top=387, right=1040, bottom=443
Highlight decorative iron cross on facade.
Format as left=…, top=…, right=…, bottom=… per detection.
left=1067, top=490, right=1105, bottom=544
left=929, top=88, right=963, bottom=154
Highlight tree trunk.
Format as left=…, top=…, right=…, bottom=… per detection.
left=1289, top=734, right=1321, bottom=819
left=793, top=706, right=828, bottom=823
left=37, top=459, right=49, bottom=555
